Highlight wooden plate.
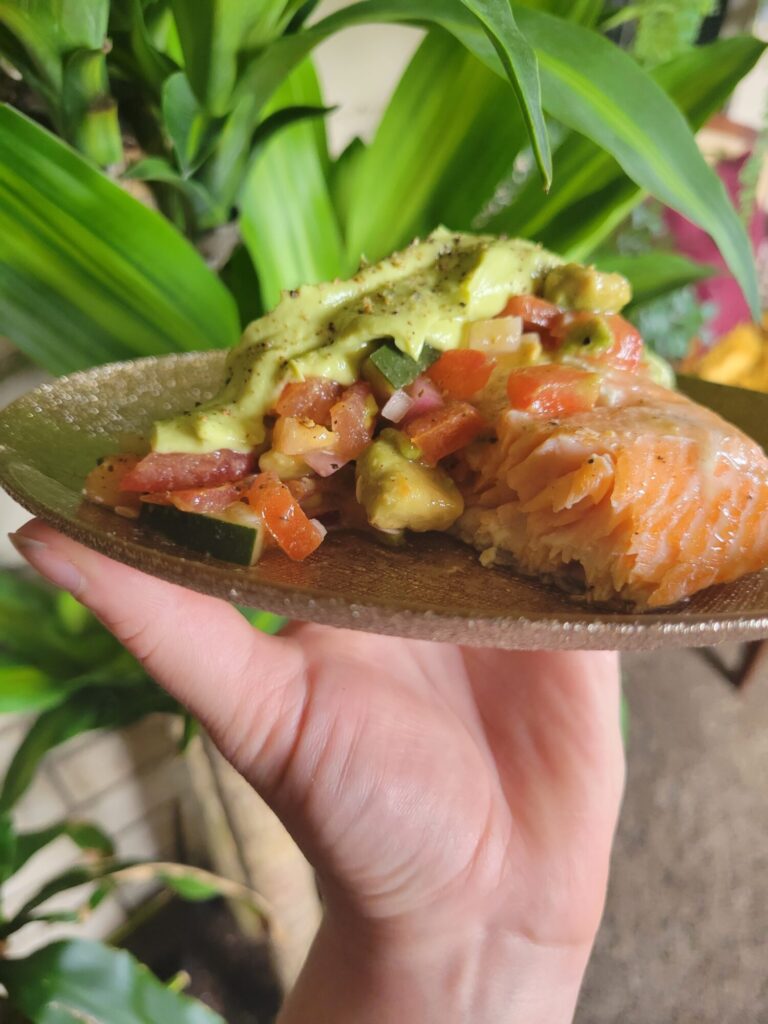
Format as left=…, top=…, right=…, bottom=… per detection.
left=1, top=352, right=767, bottom=651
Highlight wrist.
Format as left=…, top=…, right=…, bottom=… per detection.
left=279, top=913, right=593, bottom=1024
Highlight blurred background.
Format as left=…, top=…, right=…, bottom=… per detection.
left=0, top=1, right=767, bottom=1021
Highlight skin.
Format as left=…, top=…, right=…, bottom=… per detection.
left=11, top=519, right=624, bottom=1023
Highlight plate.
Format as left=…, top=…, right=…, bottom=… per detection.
left=1, top=352, right=768, bottom=651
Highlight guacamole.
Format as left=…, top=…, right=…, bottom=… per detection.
left=152, top=228, right=561, bottom=454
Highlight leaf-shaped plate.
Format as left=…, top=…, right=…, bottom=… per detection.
left=1, top=353, right=767, bottom=651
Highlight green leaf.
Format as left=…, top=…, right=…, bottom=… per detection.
left=122, top=157, right=225, bottom=229
left=239, top=59, right=347, bottom=308
left=62, top=47, right=123, bottom=166
left=0, top=105, right=239, bottom=373
left=0, top=684, right=178, bottom=813
left=0, top=663, right=68, bottom=714
left=510, top=6, right=759, bottom=316
left=0, top=811, right=16, bottom=886
left=232, top=1, right=758, bottom=311
left=344, top=29, right=527, bottom=262
left=239, top=608, right=287, bottom=635
left=594, top=251, right=715, bottom=306
left=55, top=592, right=91, bottom=636
left=457, top=0, right=550, bottom=187
left=162, top=72, right=222, bottom=176
left=0, top=939, right=226, bottom=1023
left=10, top=821, right=114, bottom=880
left=484, top=35, right=765, bottom=260
left=170, top=0, right=295, bottom=115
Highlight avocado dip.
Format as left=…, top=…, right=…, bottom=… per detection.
left=151, top=227, right=562, bottom=454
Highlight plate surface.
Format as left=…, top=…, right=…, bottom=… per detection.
left=1, top=352, right=768, bottom=651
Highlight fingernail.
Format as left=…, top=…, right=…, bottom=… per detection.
left=9, top=533, right=84, bottom=595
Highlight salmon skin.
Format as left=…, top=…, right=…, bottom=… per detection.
left=456, top=370, right=768, bottom=609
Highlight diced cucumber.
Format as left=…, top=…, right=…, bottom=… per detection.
left=141, top=503, right=265, bottom=566
left=362, top=340, right=440, bottom=398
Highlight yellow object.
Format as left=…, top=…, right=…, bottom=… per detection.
left=694, top=322, right=768, bottom=392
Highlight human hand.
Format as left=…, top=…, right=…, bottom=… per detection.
left=12, top=520, right=624, bottom=1023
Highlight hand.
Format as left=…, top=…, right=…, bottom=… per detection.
left=12, top=520, right=624, bottom=1023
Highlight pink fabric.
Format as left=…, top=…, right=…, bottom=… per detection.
left=665, top=155, right=765, bottom=339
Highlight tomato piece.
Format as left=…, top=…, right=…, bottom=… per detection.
left=276, top=377, right=344, bottom=427
left=405, top=401, right=486, bottom=465
left=551, top=312, right=643, bottom=371
left=161, top=478, right=252, bottom=515
left=501, top=295, right=561, bottom=330
left=247, top=472, right=324, bottom=560
left=330, top=382, right=377, bottom=460
left=121, top=450, right=256, bottom=493
left=84, top=454, right=142, bottom=515
left=427, top=349, right=494, bottom=399
left=506, top=365, right=601, bottom=418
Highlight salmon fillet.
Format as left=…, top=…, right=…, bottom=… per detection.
left=455, top=370, right=768, bottom=609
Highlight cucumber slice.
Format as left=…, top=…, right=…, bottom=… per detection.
left=141, top=503, right=265, bottom=566
left=362, top=341, right=440, bottom=398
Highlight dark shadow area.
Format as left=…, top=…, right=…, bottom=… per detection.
left=123, top=897, right=282, bottom=1024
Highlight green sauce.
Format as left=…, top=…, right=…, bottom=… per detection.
left=152, top=228, right=560, bottom=454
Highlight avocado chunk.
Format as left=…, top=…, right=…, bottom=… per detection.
left=362, top=341, right=439, bottom=399
left=543, top=263, right=632, bottom=314
left=560, top=314, right=614, bottom=357
left=355, top=429, right=464, bottom=533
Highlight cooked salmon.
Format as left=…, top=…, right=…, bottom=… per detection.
left=455, top=369, right=768, bottom=609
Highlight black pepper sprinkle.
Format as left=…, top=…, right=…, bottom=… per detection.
left=289, top=289, right=299, bottom=298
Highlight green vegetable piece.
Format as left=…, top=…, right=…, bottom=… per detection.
left=355, top=433, right=464, bottom=533
left=364, top=341, right=423, bottom=396
left=142, top=504, right=264, bottom=566
left=543, top=263, right=632, bottom=313
left=561, top=315, right=614, bottom=356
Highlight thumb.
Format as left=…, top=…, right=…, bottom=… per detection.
left=11, top=519, right=308, bottom=788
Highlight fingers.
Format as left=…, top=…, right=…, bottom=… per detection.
left=11, top=520, right=308, bottom=785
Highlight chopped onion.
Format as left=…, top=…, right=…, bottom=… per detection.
left=304, top=450, right=348, bottom=477
left=467, top=316, right=524, bottom=352
left=310, top=518, right=327, bottom=540
left=403, top=375, right=444, bottom=425
left=381, top=389, right=414, bottom=423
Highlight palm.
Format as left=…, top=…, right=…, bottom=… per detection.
left=231, top=625, right=624, bottom=949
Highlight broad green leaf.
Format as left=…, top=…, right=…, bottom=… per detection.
left=238, top=2, right=758, bottom=313
left=485, top=35, right=765, bottom=260
left=0, top=684, right=177, bottom=813
left=594, top=251, right=715, bottom=306
left=62, top=47, right=123, bottom=166
left=344, top=29, right=527, bottom=262
left=239, top=59, right=347, bottom=309
left=10, top=821, right=114, bottom=880
left=331, top=136, right=367, bottom=237
left=0, top=664, right=68, bottom=714
left=0, top=940, right=226, bottom=1023
left=0, top=0, right=109, bottom=95
left=219, top=244, right=263, bottom=327
left=0, top=811, right=16, bottom=886
left=55, top=592, right=91, bottom=636
left=123, top=157, right=226, bottom=229
left=170, top=0, right=294, bottom=115
left=240, top=608, right=287, bottom=635
left=162, top=72, right=222, bottom=176
left=511, top=6, right=759, bottom=316
left=0, top=106, right=239, bottom=374
left=457, top=0, right=549, bottom=186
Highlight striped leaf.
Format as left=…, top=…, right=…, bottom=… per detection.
left=0, top=105, right=239, bottom=374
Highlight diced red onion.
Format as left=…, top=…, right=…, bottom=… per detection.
left=310, top=518, right=327, bottom=540
left=381, top=389, right=414, bottom=423
left=304, top=450, right=348, bottom=477
left=402, top=375, right=444, bottom=425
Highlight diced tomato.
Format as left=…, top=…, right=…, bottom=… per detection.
left=247, top=472, right=324, bottom=560
left=84, top=454, right=142, bottom=515
left=501, top=295, right=561, bottom=331
left=551, top=312, right=643, bottom=371
left=405, top=401, right=486, bottom=465
left=161, top=479, right=252, bottom=515
left=121, top=450, right=256, bottom=493
left=276, top=377, right=344, bottom=427
left=506, top=365, right=601, bottom=418
left=427, top=349, right=494, bottom=400
left=330, top=382, right=377, bottom=460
